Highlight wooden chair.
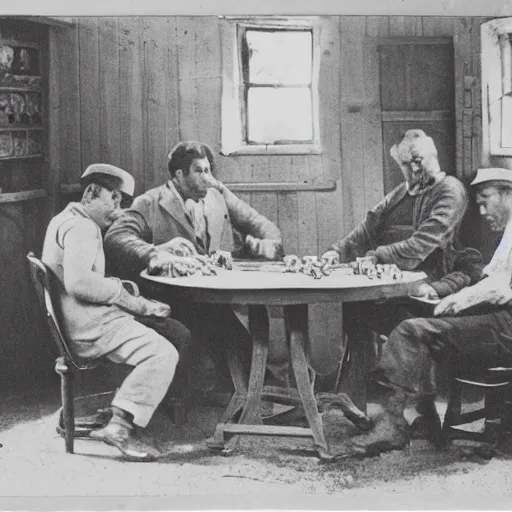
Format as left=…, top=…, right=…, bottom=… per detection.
left=27, top=252, right=188, bottom=454
left=440, top=332, right=512, bottom=447
left=27, top=252, right=103, bottom=453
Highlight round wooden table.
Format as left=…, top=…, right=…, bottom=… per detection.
left=141, top=266, right=426, bottom=460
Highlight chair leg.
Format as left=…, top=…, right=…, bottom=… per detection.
left=504, top=383, right=512, bottom=433
left=484, top=385, right=506, bottom=445
left=57, top=367, right=75, bottom=454
left=440, top=378, right=463, bottom=446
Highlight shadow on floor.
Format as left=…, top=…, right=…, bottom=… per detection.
left=2, top=377, right=512, bottom=497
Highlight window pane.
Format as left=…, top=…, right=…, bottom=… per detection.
left=247, top=87, right=313, bottom=143
left=502, top=97, right=512, bottom=147
left=501, top=35, right=512, bottom=147
left=245, top=30, right=312, bottom=85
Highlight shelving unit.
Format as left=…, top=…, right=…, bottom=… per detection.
left=0, top=36, right=46, bottom=195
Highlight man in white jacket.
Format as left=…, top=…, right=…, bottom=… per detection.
left=345, top=167, right=512, bottom=455
left=42, top=163, right=191, bottom=461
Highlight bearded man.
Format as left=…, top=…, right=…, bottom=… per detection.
left=320, top=130, right=482, bottom=435
left=345, top=167, right=512, bottom=454
left=104, top=141, right=285, bottom=403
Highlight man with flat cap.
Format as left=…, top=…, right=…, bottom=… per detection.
left=42, top=163, right=192, bottom=461
left=320, top=129, right=483, bottom=436
left=342, top=167, right=512, bottom=455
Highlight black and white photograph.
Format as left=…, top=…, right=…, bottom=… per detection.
left=1, top=0, right=512, bottom=509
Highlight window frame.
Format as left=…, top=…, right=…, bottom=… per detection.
left=482, top=17, right=512, bottom=157
left=220, top=16, right=322, bottom=156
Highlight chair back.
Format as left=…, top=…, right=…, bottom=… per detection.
left=27, top=252, right=90, bottom=370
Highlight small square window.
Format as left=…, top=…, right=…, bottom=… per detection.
left=221, top=18, right=321, bottom=156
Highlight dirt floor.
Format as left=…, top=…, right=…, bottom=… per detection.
left=1, top=380, right=512, bottom=510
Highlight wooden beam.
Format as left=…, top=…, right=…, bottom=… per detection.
left=382, top=110, right=454, bottom=122
left=0, top=189, right=47, bottom=203
left=61, top=180, right=337, bottom=194
left=372, top=36, right=451, bottom=45
left=2, top=16, right=75, bottom=28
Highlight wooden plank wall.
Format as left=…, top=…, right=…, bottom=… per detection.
left=52, top=15, right=485, bottom=232
left=49, top=16, right=486, bottom=380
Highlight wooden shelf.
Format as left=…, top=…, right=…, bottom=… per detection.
left=0, top=38, right=40, bottom=50
left=0, top=154, right=43, bottom=161
left=0, top=85, right=42, bottom=92
left=0, top=126, right=43, bottom=132
left=0, top=188, right=46, bottom=203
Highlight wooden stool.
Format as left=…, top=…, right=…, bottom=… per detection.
left=440, top=368, right=512, bottom=446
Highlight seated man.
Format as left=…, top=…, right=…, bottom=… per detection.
left=322, top=129, right=468, bottom=279
left=347, top=167, right=512, bottom=454
left=320, top=129, right=477, bottom=422
left=104, top=141, right=284, bottom=395
left=42, top=163, right=191, bottom=461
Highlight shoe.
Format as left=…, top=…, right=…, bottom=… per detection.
left=409, top=413, right=442, bottom=444
left=315, top=392, right=372, bottom=431
left=350, top=410, right=410, bottom=454
left=89, top=423, right=159, bottom=462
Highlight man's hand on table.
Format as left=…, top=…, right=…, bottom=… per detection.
left=140, top=297, right=171, bottom=318
left=434, top=278, right=512, bottom=317
left=156, top=237, right=198, bottom=257
left=245, top=235, right=283, bottom=261
left=433, top=292, right=465, bottom=317
left=410, top=282, right=440, bottom=300
left=148, top=250, right=203, bottom=277
left=357, top=251, right=379, bottom=266
left=320, top=250, right=340, bottom=266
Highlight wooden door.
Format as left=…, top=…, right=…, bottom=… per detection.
left=371, top=37, right=456, bottom=195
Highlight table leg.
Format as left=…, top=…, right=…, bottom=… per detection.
left=206, top=347, right=248, bottom=450
left=335, top=306, right=368, bottom=413
left=284, top=304, right=333, bottom=460
left=220, top=305, right=269, bottom=454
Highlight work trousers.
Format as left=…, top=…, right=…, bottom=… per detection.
left=170, top=302, right=253, bottom=389
left=73, top=315, right=190, bottom=427
left=342, top=300, right=437, bottom=394
left=379, top=306, right=512, bottom=394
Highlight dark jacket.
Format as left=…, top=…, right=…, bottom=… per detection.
left=329, top=175, right=471, bottom=281
left=429, top=245, right=484, bottom=297
left=104, top=182, right=282, bottom=280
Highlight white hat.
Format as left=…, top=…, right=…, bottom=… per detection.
left=470, top=168, right=512, bottom=187
left=80, top=163, right=135, bottom=197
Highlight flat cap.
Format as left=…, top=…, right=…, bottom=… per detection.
left=470, top=168, right=512, bottom=187
left=80, top=163, right=135, bottom=197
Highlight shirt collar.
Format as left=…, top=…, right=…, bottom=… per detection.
left=166, top=180, right=187, bottom=211
left=407, top=171, right=446, bottom=196
left=67, top=202, right=93, bottom=220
